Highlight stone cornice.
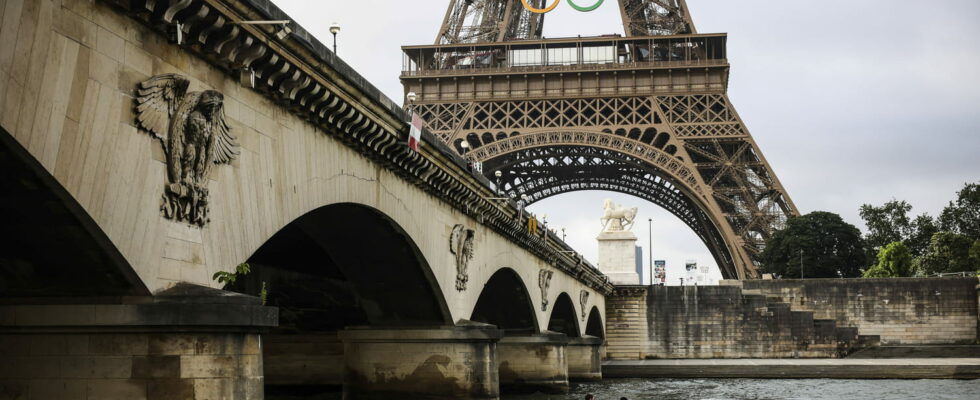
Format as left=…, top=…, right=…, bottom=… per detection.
left=108, top=0, right=614, bottom=295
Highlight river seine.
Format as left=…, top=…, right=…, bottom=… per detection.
left=503, top=378, right=980, bottom=400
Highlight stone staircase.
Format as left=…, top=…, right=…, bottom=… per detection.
left=734, top=287, right=880, bottom=358
left=606, top=283, right=880, bottom=360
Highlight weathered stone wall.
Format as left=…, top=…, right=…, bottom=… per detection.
left=264, top=333, right=343, bottom=388
left=606, top=285, right=857, bottom=359
left=0, top=285, right=276, bottom=400
left=339, top=327, right=502, bottom=400
left=566, top=336, right=602, bottom=381
left=604, top=287, right=649, bottom=360
left=0, top=332, right=263, bottom=399
left=497, top=334, right=569, bottom=394
left=741, top=278, right=979, bottom=345
left=605, top=278, right=979, bottom=359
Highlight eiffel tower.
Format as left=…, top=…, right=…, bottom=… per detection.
left=401, top=0, right=798, bottom=279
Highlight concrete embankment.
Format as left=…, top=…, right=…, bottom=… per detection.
left=847, top=345, right=980, bottom=359
left=603, top=359, right=980, bottom=379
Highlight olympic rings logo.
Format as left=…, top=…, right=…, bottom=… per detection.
left=520, top=0, right=605, bottom=14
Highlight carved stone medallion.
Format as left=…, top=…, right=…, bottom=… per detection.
left=538, top=269, right=554, bottom=311
left=450, top=224, right=475, bottom=291
left=134, top=74, right=239, bottom=227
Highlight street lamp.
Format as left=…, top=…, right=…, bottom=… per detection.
left=518, top=194, right=530, bottom=220
left=406, top=91, right=418, bottom=113
left=648, top=218, right=653, bottom=286
left=329, top=22, right=341, bottom=54
left=800, top=248, right=804, bottom=280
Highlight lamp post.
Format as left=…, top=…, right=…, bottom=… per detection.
left=406, top=91, right=417, bottom=113
left=648, top=218, right=653, bottom=286
left=494, top=170, right=502, bottom=194
left=518, top=194, right=530, bottom=220
left=329, top=22, right=341, bottom=54
left=800, top=248, right=804, bottom=280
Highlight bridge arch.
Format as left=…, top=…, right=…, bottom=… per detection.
left=585, top=306, right=605, bottom=338
left=470, top=267, right=539, bottom=334
left=228, top=202, right=452, bottom=330
left=547, top=292, right=581, bottom=338
left=0, top=129, right=147, bottom=297
left=472, top=132, right=742, bottom=278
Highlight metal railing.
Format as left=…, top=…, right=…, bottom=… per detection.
left=931, top=272, right=979, bottom=278
left=401, top=58, right=728, bottom=78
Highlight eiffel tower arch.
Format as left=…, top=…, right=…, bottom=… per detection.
left=402, top=0, right=798, bottom=279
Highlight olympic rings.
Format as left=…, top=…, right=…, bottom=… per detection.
left=566, top=0, right=604, bottom=12
left=520, top=0, right=561, bottom=14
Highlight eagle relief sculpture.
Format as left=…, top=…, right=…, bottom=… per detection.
left=134, top=74, right=240, bottom=227
left=450, top=224, right=475, bottom=291
left=538, top=269, right=554, bottom=311
left=579, top=290, right=590, bottom=320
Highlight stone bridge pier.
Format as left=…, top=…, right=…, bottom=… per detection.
left=0, top=0, right=610, bottom=398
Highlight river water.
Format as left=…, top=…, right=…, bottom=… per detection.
left=503, top=378, right=980, bottom=400
left=271, top=378, right=980, bottom=400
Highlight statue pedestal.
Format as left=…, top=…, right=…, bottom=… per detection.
left=597, top=230, right=640, bottom=285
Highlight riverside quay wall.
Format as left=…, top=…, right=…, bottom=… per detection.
left=740, top=277, right=979, bottom=345
left=605, top=277, right=979, bottom=360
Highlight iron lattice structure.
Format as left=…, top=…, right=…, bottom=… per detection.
left=436, top=0, right=545, bottom=44
left=405, top=1, right=797, bottom=279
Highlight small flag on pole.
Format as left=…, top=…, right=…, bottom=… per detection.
left=409, top=113, right=424, bottom=151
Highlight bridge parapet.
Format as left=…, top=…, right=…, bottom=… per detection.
left=104, top=0, right=612, bottom=295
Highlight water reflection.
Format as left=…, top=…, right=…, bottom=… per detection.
left=268, top=379, right=980, bottom=400
left=503, top=379, right=980, bottom=400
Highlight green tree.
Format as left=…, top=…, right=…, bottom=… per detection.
left=859, top=200, right=938, bottom=259
left=908, top=214, right=939, bottom=258
left=914, top=232, right=979, bottom=276
left=939, top=182, right=980, bottom=239
left=862, top=241, right=913, bottom=278
left=760, top=211, right=868, bottom=278
left=859, top=200, right=912, bottom=254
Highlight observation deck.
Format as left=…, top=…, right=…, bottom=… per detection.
left=401, top=33, right=730, bottom=102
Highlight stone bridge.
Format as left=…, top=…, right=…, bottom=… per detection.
left=0, top=0, right=612, bottom=398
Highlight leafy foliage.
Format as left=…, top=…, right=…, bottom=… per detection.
left=858, top=200, right=935, bottom=259
left=863, top=241, right=913, bottom=278
left=939, top=183, right=980, bottom=239
left=914, top=232, right=979, bottom=276
left=212, top=263, right=251, bottom=286
left=760, top=211, right=868, bottom=278
left=859, top=200, right=912, bottom=253
left=907, top=214, right=939, bottom=259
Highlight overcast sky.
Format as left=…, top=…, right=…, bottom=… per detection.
left=273, top=1, right=980, bottom=284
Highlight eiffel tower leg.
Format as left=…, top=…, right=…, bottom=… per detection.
left=656, top=94, right=799, bottom=279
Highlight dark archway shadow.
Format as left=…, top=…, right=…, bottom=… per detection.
left=0, top=126, right=147, bottom=298
left=548, top=292, right=581, bottom=337
left=230, top=203, right=453, bottom=398
left=230, top=203, right=452, bottom=331
left=585, top=306, right=604, bottom=339
left=470, top=268, right=538, bottom=335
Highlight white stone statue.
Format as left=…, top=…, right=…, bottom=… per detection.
left=600, top=199, right=638, bottom=232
